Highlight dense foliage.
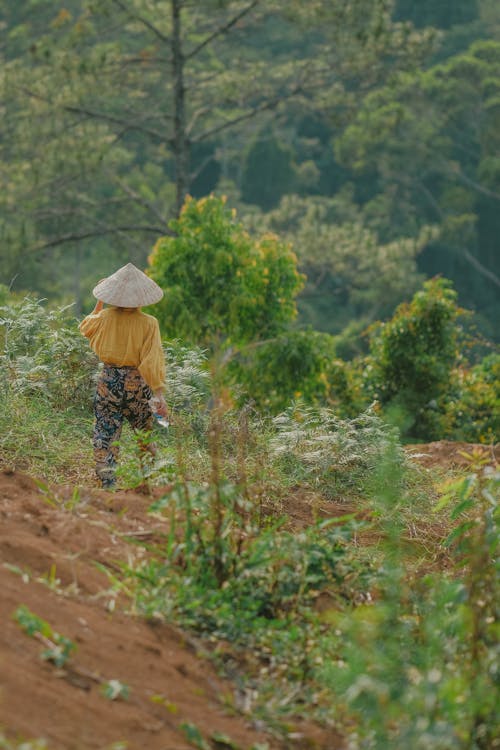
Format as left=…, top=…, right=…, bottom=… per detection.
left=1, top=0, right=498, bottom=341
left=366, top=278, right=463, bottom=440
left=147, top=196, right=303, bottom=346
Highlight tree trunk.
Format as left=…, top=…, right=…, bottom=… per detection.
left=172, top=0, right=188, bottom=216
left=74, top=245, right=82, bottom=316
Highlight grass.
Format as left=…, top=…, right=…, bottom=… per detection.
left=1, top=380, right=497, bottom=749
left=0, top=390, right=94, bottom=484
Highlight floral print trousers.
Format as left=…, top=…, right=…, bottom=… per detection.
left=93, top=365, right=154, bottom=485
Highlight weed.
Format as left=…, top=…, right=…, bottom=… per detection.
left=100, top=680, right=130, bottom=701
left=180, top=722, right=211, bottom=750
left=0, top=734, right=48, bottom=750
left=14, top=605, right=76, bottom=668
left=270, top=403, right=402, bottom=496
left=33, top=478, right=82, bottom=512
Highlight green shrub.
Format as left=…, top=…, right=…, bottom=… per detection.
left=0, top=295, right=97, bottom=410
left=147, top=195, right=304, bottom=347
left=323, top=448, right=499, bottom=749
left=227, top=329, right=333, bottom=411
left=269, top=403, right=402, bottom=495
left=366, top=278, right=464, bottom=441
left=123, top=476, right=370, bottom=705
left=445, top=354, right=500, bottom=443
left=226, top=328, right=368, bottom=415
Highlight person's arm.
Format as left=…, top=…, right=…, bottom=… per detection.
left=139, top=319, right=168, bottom=416
left=79, top=282, right=106, bottom=337
left=79, top=299, right=105, bottom=337
left=91, top=299, right=104, bottom=314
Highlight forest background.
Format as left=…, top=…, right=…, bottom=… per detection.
left=1, top=0, right=499, bottom=442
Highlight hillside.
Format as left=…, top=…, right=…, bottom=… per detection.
left=0, top=469, right=343, bottom=750
left=1, top=441, right=497, bottom=749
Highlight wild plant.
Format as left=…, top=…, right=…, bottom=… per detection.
left=116, top=390, right=374, bottom=728
left=0, top=295, right=97, bottom=409
left=13, top=605, right=131, bottom=702
left=0, top=735, right=49, bottom=750
left=322, top=443, right=499, bottom=749
left=14, top=605, right=76, bottom=668
left=0, top=389, right=93, bottom=482
left=114, top=428, right=176, bottom=492
left=270, top=403, right=402, bottom=496
left=163, top=340, right=211, bottom=436
left=163, top=341, right=210, bottom=406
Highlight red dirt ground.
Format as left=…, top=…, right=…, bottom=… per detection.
left=0, top=469, right=343, bottom=750
left=1, top=441, right=496, bottom=749
left=405, top=440, right=499, bottom=469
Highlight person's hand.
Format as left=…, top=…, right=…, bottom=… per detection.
left=152, top=394, right=169, bottom=418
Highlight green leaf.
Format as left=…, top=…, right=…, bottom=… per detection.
left=445, top=521, right=476, bottom=547
left=100, top=680, right=130, bottom=701
left=14, top=605, right=53, bottom=638
left=450, top=498, right=475, bottom=520
left=180, top=722, right=211, bottom=750
left=210, top=732, right=240, bottom=749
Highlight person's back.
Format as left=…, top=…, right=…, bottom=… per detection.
left=80, top=306, right=165, bottom=392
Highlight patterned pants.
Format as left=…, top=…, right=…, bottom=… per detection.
left=93, top=365, right=154, bottom=485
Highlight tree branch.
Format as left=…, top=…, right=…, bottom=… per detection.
left=185, top=0, right=259, bottom=61
left=192, top=84, right=302, bottom=143
left=191, top=89, right=299, bottom=143
left=16, top=86, right=167, bottom=140
left=412, top=177, right=500, bottom=289
left=30, top=225, right=173, bottom=253
left=63, top=104, right=165, bottom=140
left=186, top=105, right=211, bottom=136
left=110, top=0, right=171, bottom=45
left=462, top=249, right=500, bottom=290
left=452, top=165, right=500, bottom=202
left=110, top=172, right=170, bottom=227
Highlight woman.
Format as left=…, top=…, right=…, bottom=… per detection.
left=80, top=263, right=168, bottom=488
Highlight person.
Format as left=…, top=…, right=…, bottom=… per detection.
left=79, top=262, right=168, bottom=489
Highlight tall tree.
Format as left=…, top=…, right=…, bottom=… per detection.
left=334, top=39, right=500, bottom=334
left=1, top=0, right=431, bottom=300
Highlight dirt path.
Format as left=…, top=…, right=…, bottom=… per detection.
left=405, top=440, right=499, bottom=469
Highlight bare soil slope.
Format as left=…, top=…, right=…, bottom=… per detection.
left=0, top=441, right=496, bottom=749
left=0, top=469, right=342, bottom=750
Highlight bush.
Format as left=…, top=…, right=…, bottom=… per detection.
left=366, top=278, right=463, bottom=441
left=225, top=328, right=368, bottom=415
left=147, top=195, right=304, bottom=347
left=0, top=295, right=97, bottom=410
left=323, top=448, right=499, bottom=749
left=444, top=354, right=500, bottom=443
left=228, top=329, right=332, bottom=411
left=270, top=404, right=402, bottom=495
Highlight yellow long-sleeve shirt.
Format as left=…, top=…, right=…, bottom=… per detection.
left=79, top=307, right=166, bottom=392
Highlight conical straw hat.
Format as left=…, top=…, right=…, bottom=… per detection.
left=93, top=263, right=163, bottom=307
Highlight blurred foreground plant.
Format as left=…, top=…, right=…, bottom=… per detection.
left=323, top=443, right=499, bottom=749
